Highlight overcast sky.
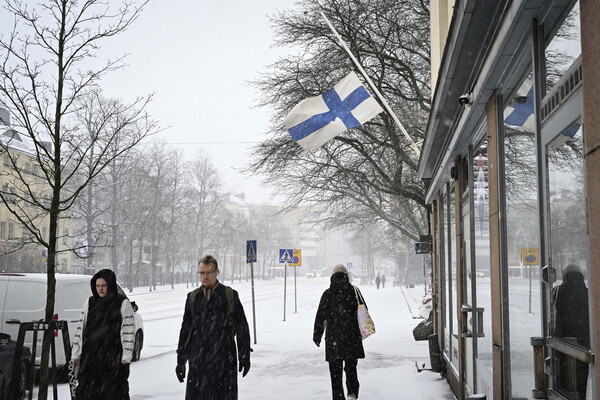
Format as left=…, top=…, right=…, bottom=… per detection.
left=99, top=0, right=298, bottom=204
left=2, top=0, right=298, bottom=204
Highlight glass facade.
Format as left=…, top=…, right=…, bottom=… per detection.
left=503, top=73, right=543, bottom=400
left=473, top=142, right=493, bottom=399
left=425, top=1, right=591, bottom=398
left=546, top=124, right=589, bottom=399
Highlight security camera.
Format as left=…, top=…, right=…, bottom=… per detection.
left=458, top=94, right=472, bottom=106
left=514, top=95, right=528, bottom=104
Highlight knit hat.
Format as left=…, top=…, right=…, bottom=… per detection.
left=332, top=264, right=348, bottom=275
left=563, top=263, right=582, bottom=278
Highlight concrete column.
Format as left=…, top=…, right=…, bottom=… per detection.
left=486, top=93, right=505, bottom=400
left=580, top=0, right=600, bottom=397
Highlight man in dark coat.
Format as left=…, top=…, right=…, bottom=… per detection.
left=314, top=264, right=365, bottom=400
left=176, top=255, right=252, bottom=400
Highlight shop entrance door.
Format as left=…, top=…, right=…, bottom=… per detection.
left=539, top=59, right=591, bottom=400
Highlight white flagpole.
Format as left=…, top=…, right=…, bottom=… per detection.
left=318, top=8, right=421, bottom=157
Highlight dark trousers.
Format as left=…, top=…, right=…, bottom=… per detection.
left=328, top=359, right=359, bottom=400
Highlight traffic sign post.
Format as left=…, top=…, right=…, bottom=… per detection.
left=246, top=241, right=257, bottom=263
left=246, top=240, right=257, bottom=344
left=279, top=249, right=293, bottom=321
left=288, top=249, right=302, bottom=313
left=521, top=247, right=539, bottom=315
left=290, top=249, right=302, bottom=266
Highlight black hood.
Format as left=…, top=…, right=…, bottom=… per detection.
left=90, top=268, right=119, bottom=298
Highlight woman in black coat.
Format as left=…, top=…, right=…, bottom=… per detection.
left=313, top=264, right=365, bottom=400
left=71, top=269, right=135, bottom=400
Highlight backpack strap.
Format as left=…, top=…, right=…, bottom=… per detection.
left=183, top=288, right=202, bottom=349
left=183, top=286, right=236, bottom=350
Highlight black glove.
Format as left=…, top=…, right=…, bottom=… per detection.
left=175, top=363, right=186, bottom=383
left=238, top=358, right=251, bottom=377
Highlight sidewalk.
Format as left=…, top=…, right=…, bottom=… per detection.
left=31, top=279, right=455, bottom=399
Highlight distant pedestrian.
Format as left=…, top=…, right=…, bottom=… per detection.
left=375, top=273, right=381, bottom=289
left=314, top=264, right=366, bottom=400
left=70, top=269, right=135, bottom=400
left=176, top=255, right=252, bottom=400
left=381, top=274, right=386, bottom=289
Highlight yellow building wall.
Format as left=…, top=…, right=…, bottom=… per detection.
left=0, top=147, right=73, bottom=272
left=430, top=0, right=454, bottom=95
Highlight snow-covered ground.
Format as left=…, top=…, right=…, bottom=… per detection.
left=36, top=276, right=454, bottom=399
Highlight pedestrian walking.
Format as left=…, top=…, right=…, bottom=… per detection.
left=313, top=264, right=366, bottom=400
left=176, top=255, right=252, bottom=400
left=375, top=273, right=381, bottom=289
left=70, top=269, right=135, bottom=400
left=381, top=274, right=386, bottom=289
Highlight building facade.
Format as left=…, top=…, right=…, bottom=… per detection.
left=420, top=1, right=598, bottom=399
left=0, top=108, right=74, bottom=272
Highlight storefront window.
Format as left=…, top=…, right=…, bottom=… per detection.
left=547, top=124, right=589, bottom=399
left=504, top=74, right=542, bottom=399
left=449, top=183, right=458, bottom=372
left=544, top=1, right=581, bottom=95
left=442, top=187, right=451, bottom=360
left=473, top=141, right=493, bottom=398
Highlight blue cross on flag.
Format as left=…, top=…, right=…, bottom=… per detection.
left=284, top=72, right=384, bottom=151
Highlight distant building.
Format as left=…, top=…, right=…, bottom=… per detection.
left=0, top=108, right=74, bottom=272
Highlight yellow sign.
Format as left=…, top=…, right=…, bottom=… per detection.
left=521, top=248, right=539, bottom=265
left=290, top=249, right=302, bottom=266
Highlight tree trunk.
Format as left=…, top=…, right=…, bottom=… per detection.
left=111, top=180, right=119, bottom=275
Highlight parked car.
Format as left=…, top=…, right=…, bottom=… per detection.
left=0, top=332, right=32, bottom=399
left=0, top=273, right=144, bottom=376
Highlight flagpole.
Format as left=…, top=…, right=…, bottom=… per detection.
left=318, top=8, right=421, bottom=157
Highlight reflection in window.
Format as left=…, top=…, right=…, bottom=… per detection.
left=504, top=73, right=542, bottom=400
left=449, top=184, right=458, bottom=371
left=473, top=141, right=493, bottom=398
left=544, top=1, right=581, bottom=95
left=442, top=187, right=451, bottom=358
left=547, top=124, right=589, bottom=399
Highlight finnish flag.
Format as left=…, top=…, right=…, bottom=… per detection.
left=284, top=72, right=384, bottom=151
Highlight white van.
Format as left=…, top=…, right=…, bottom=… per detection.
left=0, top=273, right=144, bottom=372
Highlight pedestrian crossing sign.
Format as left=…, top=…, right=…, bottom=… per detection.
left=279, top=249, right=294, bottom=263
left=246, top=240, right=257, bottom=263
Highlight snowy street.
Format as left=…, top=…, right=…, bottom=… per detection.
left=41, top=277, right=454, bottom=399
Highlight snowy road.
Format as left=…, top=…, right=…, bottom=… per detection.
left=38, top=277, right=455, bottom=399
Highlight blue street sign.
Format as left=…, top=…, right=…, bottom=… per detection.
left=246, top=240, right=257, bottom=263
left=279, top=249, right=293, bottom=263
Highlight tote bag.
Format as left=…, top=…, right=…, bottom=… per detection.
left=354, top=286, right=375, bottom=340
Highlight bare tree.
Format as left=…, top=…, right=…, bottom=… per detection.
left=162, top=149, right=188, bottom=289
left=185, top=154, right=224, bottom=266
left=0, top=1, right=153, bottom=396
left=144, top=142, right=173, bottom=290
left=118, top=150, right=154, bottom=290
left=247, top=0, right=431, bottom=241
left=248, top=205, right=293, bottom=279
